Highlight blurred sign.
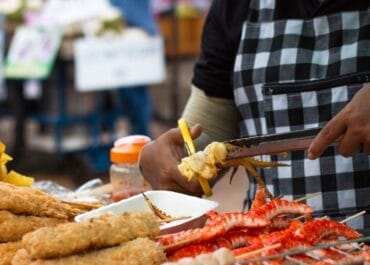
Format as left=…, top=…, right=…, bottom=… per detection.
left=39, top=0, right=112, bottom=26
left=4, top=26, right=62, bottom=79
left=74, top=31, right=166, bottom=91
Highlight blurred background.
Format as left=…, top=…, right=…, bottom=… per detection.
left=0, top=0, right=209, bottom=185
left=0, top=0, right=247, bottom=211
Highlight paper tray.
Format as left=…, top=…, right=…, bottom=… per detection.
left=75, top=190, right=219, bottom=233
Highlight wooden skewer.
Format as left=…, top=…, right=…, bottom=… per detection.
left=340, top=210, right=366, bottom=224
left=159, top=215, right=192, bottom=224
left=61, top=200, right=104, bottom=210
left=162, top=237, right=198, bottom=251
left=235, top=243, right=281, bottom=260
left=293, top=192, right=322, bottom=202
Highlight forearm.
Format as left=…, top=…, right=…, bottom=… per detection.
left=182, top=85, right=240, bottom=150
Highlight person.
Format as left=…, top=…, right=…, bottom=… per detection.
left=108, top=0, right=159, bottom=137
left=139, top=0, right=370, bottom=236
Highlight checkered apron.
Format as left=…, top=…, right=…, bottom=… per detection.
left=233, top=0, right=370, bottom=234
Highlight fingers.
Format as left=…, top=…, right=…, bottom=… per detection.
left=337, top=131, right=362, bottom=157
left=167, top=124, right=202, bottom=146
left=308, top=118, right=346, bottom=160
left=190, top=124, right=203, bottom=140
left=168, top=165, right=205, bottom=197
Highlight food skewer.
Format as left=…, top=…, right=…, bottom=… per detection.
left=235, top=243, right=281, bottom=260
left=293, top=192, right=322, bottom=202
left=239, top=236, right=370, bottom=264
left=158, top=216, right=192, bottom=224
left=60, top=200, right=104, bottom=211
left=340, top=210, right=366, bottom=224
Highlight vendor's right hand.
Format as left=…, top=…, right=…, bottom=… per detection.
left=139, top=124, right=204, bottom=197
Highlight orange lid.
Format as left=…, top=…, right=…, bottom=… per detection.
left=110, top=135, right=151, bottom=164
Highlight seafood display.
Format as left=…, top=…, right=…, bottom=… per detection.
left=0, top=141, right=368, bottom=264
left=157, top=186, right=370, bottom=264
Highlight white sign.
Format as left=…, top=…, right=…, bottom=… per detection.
left=4, top=26, right=62, bottom=79
left=38, top=0, right=112, bottom=26
left=74, top=33, right=166, bottom=91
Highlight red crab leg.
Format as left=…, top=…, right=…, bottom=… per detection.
left=167, top=242, right=219, bottom=261
left=250, top=198, right=314, bottom=221
left=168, top=230, right=259, bottom=261
left=250, top=184, right=267, bottom=211
left=293, top=219, right=362, bottom=245
left=200, top=212, right=269, bottom=242
left=159, top=212, right=268, bottom=251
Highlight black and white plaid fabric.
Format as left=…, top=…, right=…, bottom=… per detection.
left=233, top=0, right=370, bottom=234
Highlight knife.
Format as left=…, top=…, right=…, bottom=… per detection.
left=226, top=128, right=323, bottom=159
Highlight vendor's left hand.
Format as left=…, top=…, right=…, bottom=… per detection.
left=308, top=83, right=370, bottom=159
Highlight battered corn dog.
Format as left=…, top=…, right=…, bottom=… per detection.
left=12, top=237, right=166, bottom=265
left=0, top=182, right=82, bottom=219
left=0, top=241, right=23, bottom=265
left=22, top=211, right=160, bottom=259
left=0, top=211, right=67, bottom=242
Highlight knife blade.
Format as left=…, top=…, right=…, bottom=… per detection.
left=226, top=128, right=322, bottom=159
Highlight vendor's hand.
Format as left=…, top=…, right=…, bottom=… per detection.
left=139, top=124, right=204, bottom=197
left=308, top=84, right=370, bottom=159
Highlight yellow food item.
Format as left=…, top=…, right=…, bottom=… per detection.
left=178, top=118, right=212, bottom=196
left=178, top=142, right=227, bottom=181
left=0, top=153, right=12, bottom=164
left=0, top=142, right=5, bottom=154
left=0, top=141, right=34, bottom=187
left=2, top=170, right=34, bottom=187
left=178, top=141, right=287, bottom=199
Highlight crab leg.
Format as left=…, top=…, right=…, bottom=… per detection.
left=168, top=230, right=259, bottom=261
left=250, top=199, right=313, bottom=221
left=293, top=219, right=362, bottom=245
left=159, top=212, right=268, bottom=251
left=250, top=184, right=267, bottom=211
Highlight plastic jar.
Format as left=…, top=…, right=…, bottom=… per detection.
left=110, top=135, right=151, bottom=201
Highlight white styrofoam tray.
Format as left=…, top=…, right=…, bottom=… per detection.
left=75, top=190, right=219, bottom=232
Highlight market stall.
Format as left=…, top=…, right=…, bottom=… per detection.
left=0, top=137, right=369, bottom=265
left=0, top=1, right=368, bottom=265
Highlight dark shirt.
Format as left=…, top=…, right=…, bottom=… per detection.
left=192, top=0, right=370, bottom=99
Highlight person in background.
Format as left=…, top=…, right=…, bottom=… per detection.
left=139, top=0, right=370, bottom=236
left=108, top=0, right=159, bottom=137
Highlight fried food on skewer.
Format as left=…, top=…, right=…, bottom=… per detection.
left=0, top=211, right=66, bottom=242
left=12, top=237, right=166, bottom=265
left=0, top=182, right=82, bottom=219
left=22, top=211, right=160, bottom=259
left=0, top=241, right=22, bottom=265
